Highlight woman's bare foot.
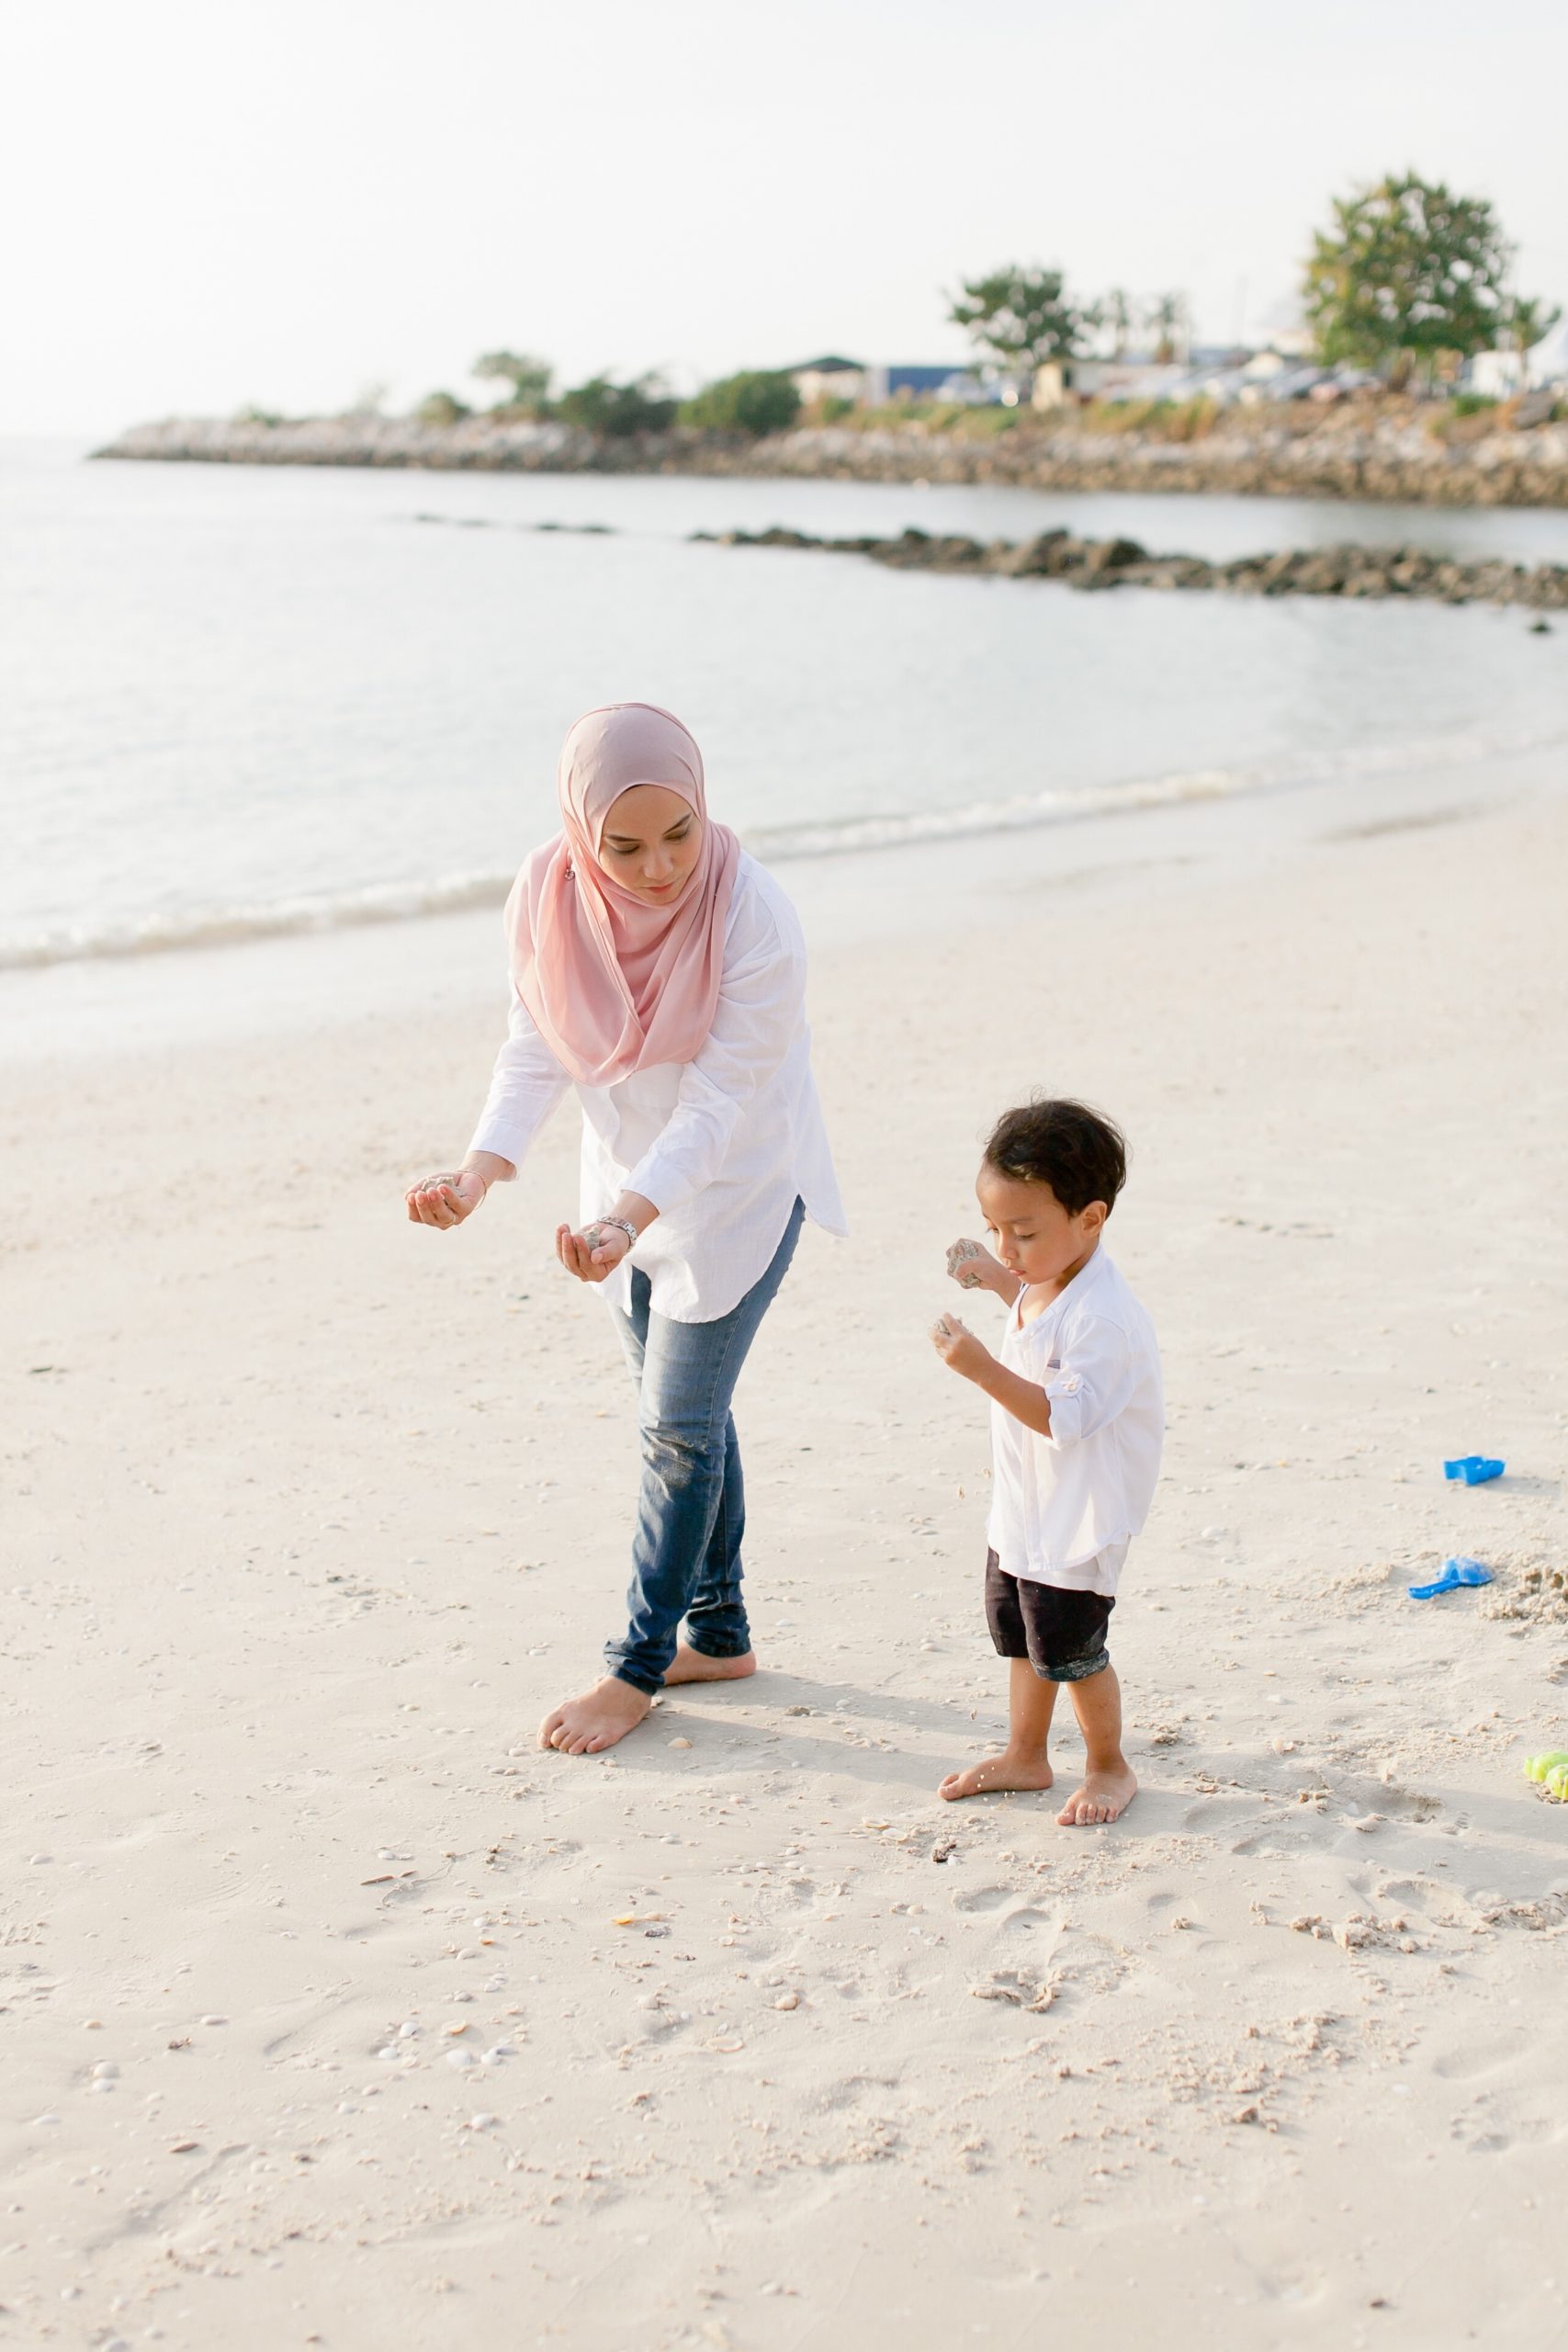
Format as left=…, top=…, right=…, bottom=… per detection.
left=661, top=1645, right=757, bottom=1687
left=538, top=1677, right=652, bottom=1756
left=939, top=1751, right=1054, bottom=1802
left=1055, top=1764, right=1137, bottom=1826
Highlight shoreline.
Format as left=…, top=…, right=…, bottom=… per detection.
left=95, top=404, right=1568, bottom=508
left=7, top=729, right=1562, bottom=1064
left=7, top=714, right=1561, bottom=981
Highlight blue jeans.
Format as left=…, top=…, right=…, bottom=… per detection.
left=604, top=1199, right=804, bottom=1694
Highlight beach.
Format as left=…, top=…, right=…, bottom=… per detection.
left=5, top=743, right=1566, bottom=2349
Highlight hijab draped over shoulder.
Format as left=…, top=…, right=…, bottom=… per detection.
left=504, top=702, right=741, bottom=1087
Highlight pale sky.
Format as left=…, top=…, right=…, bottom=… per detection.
left=3, top=0, right=1565, bottom=436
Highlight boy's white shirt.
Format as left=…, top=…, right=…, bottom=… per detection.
left=987, top=1244, right=1164, bottom=1593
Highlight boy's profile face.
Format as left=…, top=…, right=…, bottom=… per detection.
left=976, top=1163, right=1106, bottom=1289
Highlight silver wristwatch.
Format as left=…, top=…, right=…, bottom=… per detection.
left=590, top=1216, right=638, bottom=1249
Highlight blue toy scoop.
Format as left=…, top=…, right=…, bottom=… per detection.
left=1444, top=1456, right=1505, bottom=1485
left=1408, top=1556, right=1494, bottom=1600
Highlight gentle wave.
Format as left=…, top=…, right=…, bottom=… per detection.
left=4, top=720, right=1559, bottom=973
left=746, top=721, right=1563, bottom=860
left=0, top=872, right=516, bottom=973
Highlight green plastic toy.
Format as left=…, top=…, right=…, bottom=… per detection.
left=1525, top=1752, right=1568, bottom=1801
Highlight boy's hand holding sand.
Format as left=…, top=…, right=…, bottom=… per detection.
left=930, top=1310, right=991, bottom=1380
left=945, top=1237, right=1017, bottom=1297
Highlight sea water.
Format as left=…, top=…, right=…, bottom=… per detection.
left=2, top=439, right=1564, bottom=971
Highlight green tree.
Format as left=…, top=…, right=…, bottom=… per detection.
left=555, top=374, right=677, bottom=436
left=1144, top=292, right=1187, bottom=365
left=472, top=351, right=553, bottom=412
left=1100, top=288, right=1133, bottom=359
left=415, top=390, right=470, bottom=426
left=948, top=266, right=1087, bottom=390
left=1303, top=173, right=1541, bottom=383
left=677, top=370, right=801, bottom=435
left=1506, top=292, right=1561, bottom=356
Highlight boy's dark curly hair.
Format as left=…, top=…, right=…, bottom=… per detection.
left=982, top=1098, right=1128, bottom=1217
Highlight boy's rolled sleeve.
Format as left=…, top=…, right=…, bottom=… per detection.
left=623, top=913, right=802, bottom=1216
left=1043, top=1318, right=1138, bottom=1449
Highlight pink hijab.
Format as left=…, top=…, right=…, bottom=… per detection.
left=505, top=702, right=741, bottom=1087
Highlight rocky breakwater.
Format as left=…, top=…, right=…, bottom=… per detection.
left=94, top=415, right=633, bottom=472
left=693, top=524, right=1568, bottom=614
left=696, top=407, right=1568, bottom=509
left=94, top=403, right=1568, bottom=508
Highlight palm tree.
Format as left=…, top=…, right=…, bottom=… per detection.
left=1145, top=292, right=1187, bottom=365
left=1506, top=294, right=1561, bottom=356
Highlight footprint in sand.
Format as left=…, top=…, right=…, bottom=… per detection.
left=970, top=1967, right=1058, bottom=2011
left=1431, top=2037, right=1532, bottom=2083
left=1370, top=1783, right=1443, bottom=1822
left=951, top=1883, right=1018, bottom=1914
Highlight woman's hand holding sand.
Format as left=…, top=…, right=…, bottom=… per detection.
left=555, top=1221, right=633, bottom=1283
left=405, top=1169, right=489, bottom=1229
left=555, top=1191, right=658, bottom=1285
left=405, top=1148, right=514, bottom=1229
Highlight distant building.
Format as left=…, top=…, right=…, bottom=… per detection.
left=1258, top=323, right=1315, bottom=362
left=1032, top=356, right=1164, bottom=408
left=1469, top=350, right=1526, bottom=399
left=787, top=356, right=995, bottom=409
left=1032, top=359, right=1089, bottom=407
left=1033, top=345, right=1335, bottom=412
left=1525, top=317, right=1568, bottom=389
left=882, top=363, right=993, bottom=404
left=788, top=356, right=874, bottom=407
left=1468, top=328, right=1568, bottom=399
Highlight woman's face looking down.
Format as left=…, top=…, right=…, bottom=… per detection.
left=595, top=784, right=704, bottom=904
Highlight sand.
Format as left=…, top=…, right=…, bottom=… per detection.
left=4, top=763, right=1566, bottom=2350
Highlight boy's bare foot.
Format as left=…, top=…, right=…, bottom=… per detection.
left=939, top=1752, right=1054, bottom=1802
left=538, top=1677, right=652, bottom=1756
left=1055, top=1764, right=1137, bottom=1826
left=661, top=1645, right=757, bottom=1686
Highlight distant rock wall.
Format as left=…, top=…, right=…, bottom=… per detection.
left=95, top=406, right=1568, bottom=508
left=695, top=525, right=1568, bottom=612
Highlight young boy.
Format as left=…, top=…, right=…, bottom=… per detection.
left=930, top=1098, right=1162, bottom=1826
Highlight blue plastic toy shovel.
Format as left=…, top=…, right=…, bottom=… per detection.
left=1408, top=1556, right=1494, bottom=1600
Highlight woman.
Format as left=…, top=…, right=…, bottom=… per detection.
left=406, top=703, right=844, bottom=1756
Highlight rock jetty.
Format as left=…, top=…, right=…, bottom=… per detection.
left=94, top=402, right=1568, bottom=508
left=691, top=524, right=1568, bottom=612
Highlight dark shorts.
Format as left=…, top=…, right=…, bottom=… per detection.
left=985, top=1549, right=1114, bottom=1682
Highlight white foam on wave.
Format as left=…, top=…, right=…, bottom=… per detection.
left=746, top=721, right=1561, bottom=861
left=0, top=871, right=516, bottom=974
left=4, top=719, right=1558, bottom=973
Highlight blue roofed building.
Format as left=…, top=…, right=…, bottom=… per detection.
left=883, top=363, right=995, bottom=403
left=787, top=357, right=997, bottom=409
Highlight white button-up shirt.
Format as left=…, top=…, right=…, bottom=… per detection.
left=987, top=1246, right=1164, bottom=1590
left=468, top=854, right=846, bottom=1322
